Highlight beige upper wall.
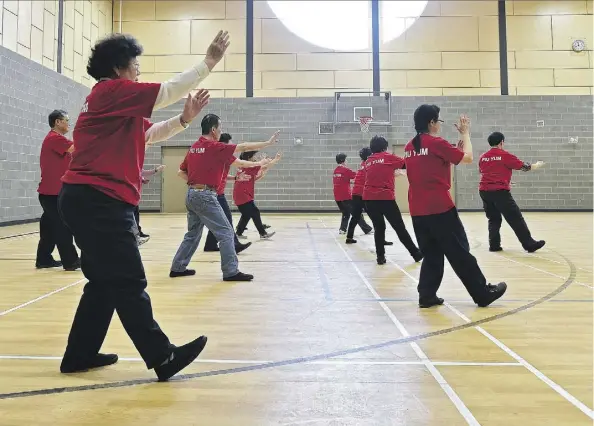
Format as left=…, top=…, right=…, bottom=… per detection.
left=0, top=0, right=112, bottom=87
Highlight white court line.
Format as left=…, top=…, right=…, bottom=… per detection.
left=0, top=278, right=85, bottom=317
left=0, top=355, right=522, bottom=367
left=318, top=220, right=480, bottom=426
left=359, top=233, right=594, bottom=421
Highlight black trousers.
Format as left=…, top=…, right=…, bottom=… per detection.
left=236, top=201, right=266, bottom=236
left=133, top=205, right=142, bottom=233
left=204, top=194, right=240, bottom=249
left=479, top=190, right=535, bottom=249
left=58, top=183, right=172, bottom=369
left=336, top=199, right=372, bottom=233
left=365, top=200, right=419, bottom=258
left=412, top=208, right=489, bottom=305
left=36, top=194, right=79, bottom=266
left=346, top=195, right=373, bottom=238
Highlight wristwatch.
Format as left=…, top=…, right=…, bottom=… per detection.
left=180, top=116, right=190, bottom=128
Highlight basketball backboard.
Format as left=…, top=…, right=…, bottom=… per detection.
left=334, top=91, right=392, bottom=126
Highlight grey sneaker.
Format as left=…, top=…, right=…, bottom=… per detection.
left=260, top=231, right=276, bottom=239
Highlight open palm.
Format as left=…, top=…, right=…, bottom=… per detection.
left=181, top=89, right=210, bottom=123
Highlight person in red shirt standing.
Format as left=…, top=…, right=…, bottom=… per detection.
left=170, top=114, right=278, bottom=281
left=333, top=153, right=372, bottom=235
left=479, top=132, right=545, bottom=253
left=36, top=110, right=80, bottom=270
left=58, top=31, right=229, bottom=381
left=203, top=133, right=251, bottom=254
left=404, top=104, right=506, bottom=309
left=345, top=147, right=385, bottom=245
left=234, top=151, right=281, bottom=239
left=363, top=137, right=422, bottom=265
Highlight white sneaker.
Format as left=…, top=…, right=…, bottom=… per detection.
left=339, top=230, right=346, bottom=235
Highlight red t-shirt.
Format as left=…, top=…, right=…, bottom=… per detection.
left=38, top=131, right=73, bottom=195
left=362, top=152, right=405, bottom=201
left=180, top=136, right=237, bottom=188
left=217, top=163, right=232, bottom=195
left=233, top=166, right=261, bottom=206
left=62, top=79, right=161, bottom=206
left=333, top=165, right=356, bottom=201
left=351, top=161, right=367, bottom=196
left=404, top=134, right=465, bottom=217
left=479, top=147, right=525, bottom=191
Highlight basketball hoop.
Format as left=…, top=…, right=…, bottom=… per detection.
left=359, top=116, right=373, bottom=133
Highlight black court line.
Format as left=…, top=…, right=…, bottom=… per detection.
left=0, top=250, right=576, bottom=401
left=0, top=231, right=38, bottom=241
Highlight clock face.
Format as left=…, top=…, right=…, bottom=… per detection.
left=572, top=39, right=585, bottom=52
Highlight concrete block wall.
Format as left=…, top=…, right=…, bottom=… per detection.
left=0, top=46, right=90, bottom=224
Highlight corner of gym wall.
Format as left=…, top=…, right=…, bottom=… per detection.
left=0, top=1, right=113, bottom=86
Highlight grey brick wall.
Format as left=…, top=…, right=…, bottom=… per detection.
left=0, top=46, right=90, bottom=224
left=144, top=95, right=593, bottom=212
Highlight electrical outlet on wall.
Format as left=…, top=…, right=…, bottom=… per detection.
left=568, top=136, right=579, bottom=144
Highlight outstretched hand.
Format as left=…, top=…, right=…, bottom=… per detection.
left=204, top=31, right=230, bottom=70
left=454, top=114, right=470, bottom=134
left=181, top=89, right=210, bottom=123
left=268, top=130, right=280, bottom=145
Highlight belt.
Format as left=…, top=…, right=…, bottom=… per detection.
left=189, top=184, right=216, bottom=191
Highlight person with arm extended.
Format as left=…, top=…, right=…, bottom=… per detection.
left=363, top=137, right=422, bottom=265
left=478, top=131, right=545, bottom=253
left=333, top=153, right=370, bottom=234
left=57, top=31, right=229, bottom=382
left=404, top=104, right=506, bottom=309
left=169, top=114, right=278, bottom=281
left=234, top=151, right=282, bottom=239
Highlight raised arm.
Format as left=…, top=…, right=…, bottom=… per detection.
left=152, top=31, right=229, bottom=111
left=520, top=161, right=545, bottom=171
left=233, top=131, right=280, bottom=154
left=455, top=115, right=473, bottom=164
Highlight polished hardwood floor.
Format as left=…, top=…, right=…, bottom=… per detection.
left=0, top=212, right=592, bottom=425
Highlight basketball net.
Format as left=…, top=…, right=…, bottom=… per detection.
left=359, top=116, right=373, bottom=133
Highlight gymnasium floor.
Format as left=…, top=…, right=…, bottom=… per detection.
left=0, top=212, right=592, bottom=425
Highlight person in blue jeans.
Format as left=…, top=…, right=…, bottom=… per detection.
left=169, top=114, right=279, bottom=281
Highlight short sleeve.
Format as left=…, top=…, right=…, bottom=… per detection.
left=432, top=138, right=465, bottom=165
left=214, top=143, right=238, bottom=166
left=346, top=168, right=357, bottom=179
left=179, top=151, right=189, bottom=172
left=387, top=153, right=405, bottom=170
left=49, top=134, right=72, bottom=156
left=143, top=118, right=154, bottom=132
left=503, top=152, right=524, bottom=170
left=108, top=80, right=161, bottom=118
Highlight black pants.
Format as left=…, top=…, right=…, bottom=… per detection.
left=336, top=200, right=372, bottom=233
left=346, top=195, right=373, bottom=238
left=36, top=194, right=79, bottom=267
left=133, top=205, right=142, bottom=234
left=58, top=183, right=172, bottom=369
left=365, top=200, right=419, bottom=258
left=204, top=194, right=240, bottom=250
left=412, top=208, right=490, bottom=305
left=479, top=190, right=535, bottom=249
left=236, top=201, right=266, bottom=236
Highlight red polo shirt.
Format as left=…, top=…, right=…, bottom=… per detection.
left=233, top=166, right=261, bottom=206
left=217, top=163, right=232, bottom=195
left=404, top=134, right=465, bottom=217
left=180, top=136, right=237, bottom=188
left=38, top=131, right=73, bottom=196
left=479, top=147, right=525, bottom=191
left=333, top=165, right=356, bottom=201
left=362, top=152, right=405, bottom=201
left=351, top=161, right=366, bottom=196
left=62, top=79, right=161, bottom=206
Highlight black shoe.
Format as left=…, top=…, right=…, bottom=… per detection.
left=60, top=353, right=118, bottom=373
left=169, top=269, right=196, bottom=278
left=36, top=260, right=62, bottom=269
left=138, top=232, right=150, bottom=238
left=64, top=259, right=81, bottom=271
left=236, top=242, right=252, bottom=253
left=477, top=282, right=507, bottom=307
left=154, top=336, right=208, bottom=382
left=489, top=246, right=503, bottom=252
left=223, top=272, right=254, bottom=281
left=346, top=238, right=357, bottom=244
left=377, top=256, right=386, bottom=265
left=204, top=246, right=220, bottom=252
left=384, top=241, right=393, bottom=246
left=419, top=297, right=444, bottom=308
left=412, top=251, right=424, bottom=263
left=525, top=240, right=545, bottom=253
left=263, top=224, right=271, bottom=229
left=364, top=229, right=374, bottom=235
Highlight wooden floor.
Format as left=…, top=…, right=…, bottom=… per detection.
left=0, top=212, right=592, bottom=425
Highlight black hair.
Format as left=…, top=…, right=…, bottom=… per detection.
left=87, top=34, right=143, bottom=81
left=219, top=133, right=232, bottom=143
left=369, top=136, right=389, bottom=153
left=412, top=104, right=440, bottom=153
left=488, top=131, right=505, bottom=147
left=201, top=114, right=220, bottom=135
left=359, top=147, right=372, bottom=161
left=335, top=153, right=347, bottom=164
left=48, top=109, right=68, bottom=128
left=240, top=151, right=257, bottom=161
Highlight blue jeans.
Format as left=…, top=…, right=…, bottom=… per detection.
left=170, top=188, right=239, bottom=278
